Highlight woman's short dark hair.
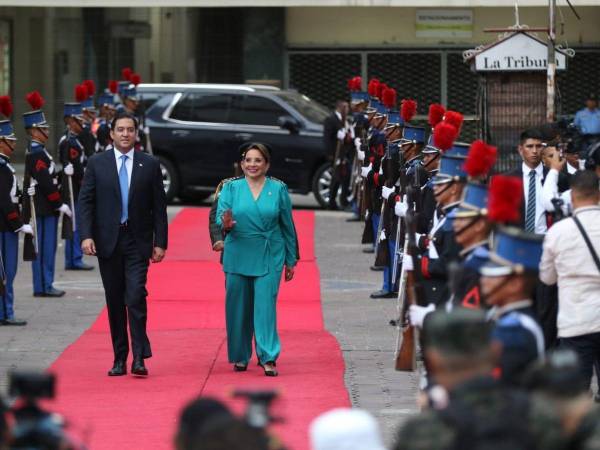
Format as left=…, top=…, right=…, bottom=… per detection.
left=242, top=143, right=271, bottom=163
left=111, top=111, right=139, bottom=131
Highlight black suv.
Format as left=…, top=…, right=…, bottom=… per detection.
left=139, top=83, right=333, bottom=206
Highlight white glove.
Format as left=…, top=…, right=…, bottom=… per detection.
left=382, top=185, right=395, bottom=200
left=18, top=224, right=33, bottom=235
left=402, top=253, right=414, bottom=271
left=337, top=129, right=346, bottom=141
left=357, top=149, right=365, bottom=161
left=354, top=137, right=361, bottom=149
left=395, top=195, right=409, bottom=217
left=57, top=203, right=72, bottom=218
left=360, top=164, right=372, bottom=179
left=63, top=163, right=74, bottom=176
left=27, top=186, right=36, bottom=196
left=409, top=304, right=435, bottom=329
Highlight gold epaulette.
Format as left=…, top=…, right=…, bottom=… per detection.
left=214, top=175, right=243, bottom=197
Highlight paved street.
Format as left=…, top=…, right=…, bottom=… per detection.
left=0, top=197, right=417, bottom=447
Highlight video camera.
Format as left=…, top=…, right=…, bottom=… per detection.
left=7, top=371, right=84, bottom=450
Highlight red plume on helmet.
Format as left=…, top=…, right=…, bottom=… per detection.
left=348, top=76, right=362, bottom=92
left=464, top=140, right=497, bottom=178
left=382, top=88, right=397, bottom=109
left=367, top=79, right=380, bottom=98
left=109, top=80, right=118, bottom=94
left=401, top=99, right=417, bottom=123
left=488, top=175, right=523, bottom=224
left=444, top=111, right=464, bottom=133
left=0, top=96, right=13, bottom=118
left=25, top=91, right=44, bottom=111
left=75, top=84, right=88, bottom=103
left=83, top=80, right=96, bottom=96
left=376, top=83, right=388, bottom=102
left=433, top=122, right=458, bottom=151
left=428, top=104, right=445, bottom=128
left=121, top=67, right=133, bottom=81
left=130, top=73, right=141, bottom=86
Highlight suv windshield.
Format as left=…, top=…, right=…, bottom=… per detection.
left=272, top=91, right=329, bottom=124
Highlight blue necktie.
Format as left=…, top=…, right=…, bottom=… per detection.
left=119, top=154, right=129, bottom=224
left=525, top=169, right=536, bottom=232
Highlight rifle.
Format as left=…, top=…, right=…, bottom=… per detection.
left=61, top=172, right=76, bottom=240
left=391, top=149, right=408, bottom=282
left=0, top=241, right=5, bottom=296
left=22, top=176, right=38, bottom=261
left=374, top=143, right=393, bottom=267
left=395, top=165, right=427, bottom=372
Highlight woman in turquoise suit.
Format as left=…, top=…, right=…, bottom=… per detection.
left=217, top=143, right=298, bottom=377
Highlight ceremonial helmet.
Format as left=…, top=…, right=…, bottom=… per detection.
left=23, top=91, right=49, bottom=129
left=0, top=96, right=16, bottom=141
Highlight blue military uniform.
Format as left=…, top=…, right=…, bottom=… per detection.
left=59, top=102, right=93, bottom=271
left=0, top=119, right=28, bottom=325
left=96, top=91, right=116, bottom=152
left=23, top=104, right=66, bottom=297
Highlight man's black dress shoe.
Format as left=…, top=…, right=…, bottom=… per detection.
left=1, top=318, right=27, bottom=326
left=131, top=358, right=148, bottom=376
left=108, top=360, right=126, bottom=376
left=370, top=290, right=397, bottom=299
left=370, top=265, right=384, bottom=271
left=34, top=288, right=66, bottom=298
left=362, top=248, right=375, bottom=254
left=65, top=264, right=94, bottom=271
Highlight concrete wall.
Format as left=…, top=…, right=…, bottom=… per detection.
left=286, top=6, right=600, bottom=47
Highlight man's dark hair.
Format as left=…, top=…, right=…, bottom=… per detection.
left=519, top=128, right=544, bottom=144
left=110, top=111, right=138, bottom=131
left=175, top=397, right=233, bottom=450
left=335, top=100, right=347, bottom=110
left=571, top=170, right=600, bottom=199
left=192, top=418, right=270, bottom=450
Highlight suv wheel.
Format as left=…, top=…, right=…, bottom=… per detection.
left=312, top=162, right=334, bottom=208
left=158, top=156, right=179, bottom=203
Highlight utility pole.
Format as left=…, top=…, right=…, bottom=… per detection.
left=547, top=0, right=556, bottom=122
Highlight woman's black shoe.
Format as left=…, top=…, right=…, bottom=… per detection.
left=259, top=361, right=278, bottom=377
left=233, top=363, right=248, bottom=372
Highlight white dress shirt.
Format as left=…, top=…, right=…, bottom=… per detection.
left=542, top=168, right=572, bottom=215
left=522, top=162, right=546, bottom=234
left=540, top=206, right=600, bottom=338
left=114, top=147, right=134, bottom=187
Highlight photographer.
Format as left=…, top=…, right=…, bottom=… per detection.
left=540, top=170, right=600, bottom=389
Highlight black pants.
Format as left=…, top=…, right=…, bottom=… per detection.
left=98, top=226, right=152, bottom=361
left=560, top=332, right=600, bottom=389
left=329, top=164, right=350, bottom=209
left=534, top=281, right=558, bottom=349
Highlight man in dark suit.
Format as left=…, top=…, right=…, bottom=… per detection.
left=78, top=111, right=168, bottom=377
left=323, top=100, right=351, bottom=210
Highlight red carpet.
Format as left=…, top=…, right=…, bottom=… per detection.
left=48, top=208, right=349, bottom=449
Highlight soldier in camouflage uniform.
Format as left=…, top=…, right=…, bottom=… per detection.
left=393, top=308, right=564, bottom=450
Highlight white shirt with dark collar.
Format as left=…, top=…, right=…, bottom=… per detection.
left=522, top=162, right=546, bottom=234
left=113, top=147, right=134, bottom=187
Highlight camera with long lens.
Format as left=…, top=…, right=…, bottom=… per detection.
left=8, top=371, right=81, bottom=450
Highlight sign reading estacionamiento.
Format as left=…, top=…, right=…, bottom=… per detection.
left=416, top=10, right=473, bottom=39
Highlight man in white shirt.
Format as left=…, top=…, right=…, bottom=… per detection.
left=539, top=170, right=600, bottom=388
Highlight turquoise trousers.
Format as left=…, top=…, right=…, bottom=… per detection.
left=225, top=270, right=282, bottom=365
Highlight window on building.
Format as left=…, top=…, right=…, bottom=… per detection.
left=0, top=20, right=11, bottom=95
left=170, top=93, right=232, bottom=123
left=230, top=95, right=287, bottom=126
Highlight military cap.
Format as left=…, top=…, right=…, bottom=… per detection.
left=431, top=155, right=467, bottom=185
left=452, top=182, right=489, bottom=219
left=399, top=125, right=426, bottom=146
left=480, top=226, right=544, bottom=277
left=423, top=308, right=492, bottom=355
left=0, top=120, right=16, bottom=141
left=63, top=102, right=84, bottom=119
left=422, top=134, right=440, bottom=155
left=23, top=91, right=48, bottom=129
left=98, top=92, right=116, bottom=107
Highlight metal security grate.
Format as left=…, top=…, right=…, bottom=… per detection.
left=447, top=52, right=478, bottom=116
left=288, top=52, right=361, bottom=108
left=557, top=49, right=600, bottom=116
left=367, top=53, right=441, bottom=115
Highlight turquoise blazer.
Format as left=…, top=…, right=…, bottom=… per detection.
left=216, top=177, right=298, bottom=277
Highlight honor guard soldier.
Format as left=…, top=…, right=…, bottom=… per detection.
left=445, top=141, right=497, bottom=309
left=393, top=308, right=563, bottom=450
left=23, top=91, right=72, bottom=297
left=58, top=99, right=93, bottom=271
left=480, top=175, right=545, bottom=386
left=73, top=82, right=97, bottom=158
left=0, top=97, right=33, bottom=325
left=347, top=76, right=369, bottom=220
left=96, top=85, right=117, bottom=152
left=121, top=81, right=149, bottom=153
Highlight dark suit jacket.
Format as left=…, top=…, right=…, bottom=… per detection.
left=323, top=112, right=344, bottom=159
left=78, top=149, right=168, bottom=259
left=503, top=165, right=569, bottom=229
